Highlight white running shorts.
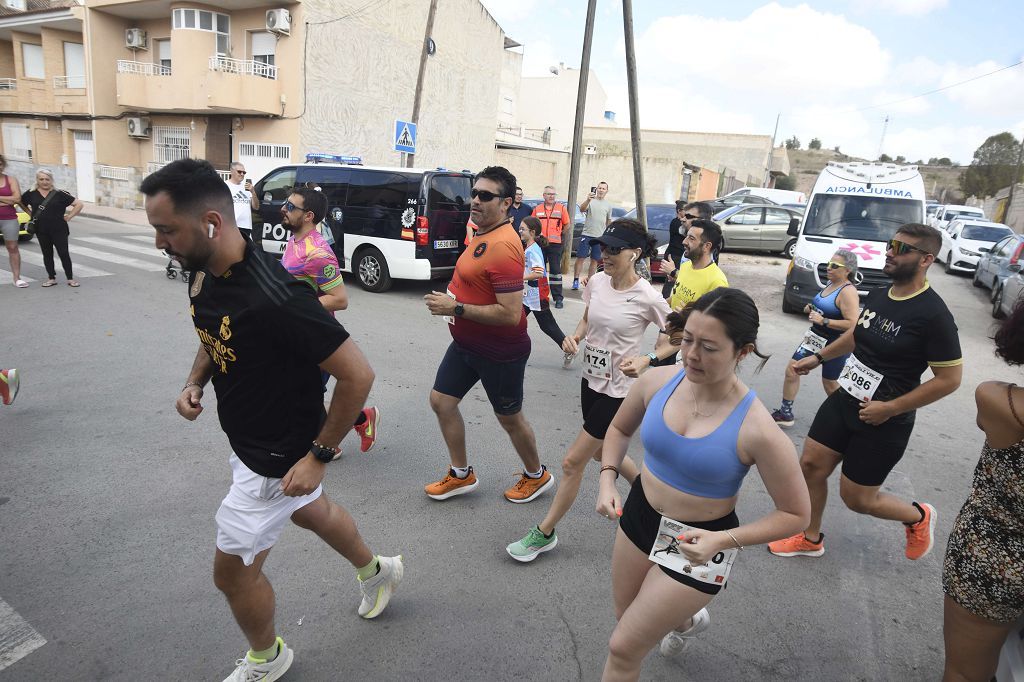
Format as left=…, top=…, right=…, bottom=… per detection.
left=215, top=453, right=323, bottom=566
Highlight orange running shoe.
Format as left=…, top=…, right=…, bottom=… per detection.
left=504, top=466, right=555, bottom=503
left=425, top=467, right=479, bottom=500
left=767, top=532, right=824, bottom=557
left=905, top=502, right=936, bottom=560
left=354, top=406, right=381, bottom=453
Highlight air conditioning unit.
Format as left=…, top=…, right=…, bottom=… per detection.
left=266, top=9, right=291, bottom=35
left=126, top=116, right=151, bottom=138
left=125, top=28, right=147, bottom=49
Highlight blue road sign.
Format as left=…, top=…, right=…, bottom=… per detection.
left=394, top=120, right=417, bottom=154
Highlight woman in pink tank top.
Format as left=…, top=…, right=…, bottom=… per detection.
left=0, top=154, right=26, bottom=287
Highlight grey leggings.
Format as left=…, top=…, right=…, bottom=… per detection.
left=0, top=219, right=17, bottom=242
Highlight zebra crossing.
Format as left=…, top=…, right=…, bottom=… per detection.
left=0, top=233, right=172, bottom=282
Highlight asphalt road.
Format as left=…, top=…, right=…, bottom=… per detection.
left=0, top=218, right=1011, bottom=681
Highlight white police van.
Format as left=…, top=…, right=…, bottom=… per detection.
left=253, top=153, right=473, bottom=292
left=782, top=161, right=925, bottom=313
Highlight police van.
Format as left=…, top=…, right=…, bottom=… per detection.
left=253, top=153, right=473, bottom=292
left=782, top=161, right=925, bottom=313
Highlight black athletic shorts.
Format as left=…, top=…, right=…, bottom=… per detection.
left=620, top=475, right=739, bottom=595
left=807, top=389, right=915, bottom=487
left=432, top=342, right=528, bottom=416
left=580, top=378, right=624, bottom=440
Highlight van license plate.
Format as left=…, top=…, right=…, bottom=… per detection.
left=434, top=240, right=458, bottom=249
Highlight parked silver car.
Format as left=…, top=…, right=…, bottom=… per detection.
left=713, top=204, right=804, bottom=257
left=974, top=233, right=1024, bottom=300
left=993, top=269, right=1024, bottom=319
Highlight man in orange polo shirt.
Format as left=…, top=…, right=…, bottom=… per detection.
left=531, top=185, right=571, bottom=308
left=423, top=166, right=554, bottom=505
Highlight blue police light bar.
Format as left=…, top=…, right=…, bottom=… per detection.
left=305, top=152, right=363, bottom=165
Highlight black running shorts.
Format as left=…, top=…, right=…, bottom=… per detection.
left=432, top=342, right=528, bottom=416
left=580, top=378, right=625, bottom=440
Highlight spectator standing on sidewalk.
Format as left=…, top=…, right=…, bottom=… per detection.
left=22, top=168, right=83, bottom=288
left=225, top=162, right=259, bottom=242
left=573, top=181, right=612, bottom=290
left=0, top=155, right=25, bottom=287
left=532, top=185, right=570, bottom=308
left=509, top=187, right=533, bottom=230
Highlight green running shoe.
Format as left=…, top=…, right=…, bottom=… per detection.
left=506, top=526, right=558, bottom=563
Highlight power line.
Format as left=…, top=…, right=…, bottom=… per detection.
left=842, top=58, right=1024, bottom=114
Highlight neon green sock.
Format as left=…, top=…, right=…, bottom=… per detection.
left=248, top=639, right=279, bottom=662
left=357, top=556, right=380, bottom=581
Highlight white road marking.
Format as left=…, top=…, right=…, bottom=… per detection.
left=66, top=245, right=165, bottom=271
left=18, top=249, right=112, bottom=278
left=123, top=235, right=158, bottom=245
left=75, top=236, right=167, bottom=260
left=0, top=268, right=35, bottom=283
left=0, top=596, right=46, bottom=672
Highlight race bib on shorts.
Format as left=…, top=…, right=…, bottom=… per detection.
left=583, top=342, right=611, bottom=380
left=443, top=288, right=456, bottom=326
left=799, top=329, right=828, bottom=354
left=838, top=354, right=884, bottom=402
left=648, top=516, right=738, bottom=586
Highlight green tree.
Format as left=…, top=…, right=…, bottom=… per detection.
left=784, top=136, right=801, bottom=150
left=937, top=157, right=953, bottom=166
left=808, top=138, right=822, bottom=150
left=879, top=153, right=892, bottom=162
left=895, top=155, right=906, bottom=164
left=959, top=132, right=1023, bottom=198
left=775, top=175, right=796, bottom=191
left=833, top=145, right=841, bottom=153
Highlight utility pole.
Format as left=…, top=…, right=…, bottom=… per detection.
left=1006, top=132, right=1024, bottom=228
left=623, top=0, right=645, bottom=227
left=764, top=112, right=780, bottom=187
left=877, top=114, right=890, bottom=161
left=563, top=0, right=598, bottom=277
left=406, top=0, right=438, bottom=168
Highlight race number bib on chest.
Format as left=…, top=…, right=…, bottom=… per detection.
left=838, top=354, right=884, bottom=402
left=799, top=329, right=827, bottom=354
left=648, top=516, right=737, bottom=586
left=582, top=342, right=611, bottom=380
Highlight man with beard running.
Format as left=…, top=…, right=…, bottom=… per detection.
left=280, top=186, right=380, bottom=453
left=769, top=223, right=962, bottom=561
left=143, top=159, right=402, bottom=682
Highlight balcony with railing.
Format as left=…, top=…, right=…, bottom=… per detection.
left=54, top=74, right=86, bottom=89
left=0, top=78, right=14, bottom=110
left=116, top=54, right=281, bottom=115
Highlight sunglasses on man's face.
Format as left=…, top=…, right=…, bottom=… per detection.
left=283, top=200, right=307, bottom=213
left=888, top=238, right=930, bottom=256
left=234, top=170, right=246, bottom=176
left=683, top=213, right=699, bottom=221
left=471, top=189, right=504, bottom=202
left=826, top=261, right=846, bottom=270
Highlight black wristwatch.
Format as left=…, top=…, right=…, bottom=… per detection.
left=812, top=352, right=825, bottom=366
left=454, top=302, right=465, bottom=317
left=311, top=440, right=340, bottom=463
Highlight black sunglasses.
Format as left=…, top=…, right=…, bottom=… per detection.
left=471, top=189, right=505, bottom=202
left=599, top=244, right=624, bottom=255
left=283, top=200, right=307, bottom=213
left=888, top=238, right=931, bottom=256
left=682, top=213, right=700, bottom=220
left=233, top=170, right=246, bottom=175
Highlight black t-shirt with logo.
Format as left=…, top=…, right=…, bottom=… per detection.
left=852, top=284, right=961, bottom=405
left=189, top=242, right=350, bottom=478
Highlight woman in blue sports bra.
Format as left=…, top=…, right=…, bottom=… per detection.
left=595, top=287, right=811, bottom=681
left=771, top=249, right=861, bottom=428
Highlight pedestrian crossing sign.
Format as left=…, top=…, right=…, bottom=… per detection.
left=394, top=119, right=416, bottom=154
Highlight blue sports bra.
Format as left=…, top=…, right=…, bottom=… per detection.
left=641, top=368, right=754, bottom=499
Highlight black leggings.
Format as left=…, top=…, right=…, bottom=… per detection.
left=37, top=230, right=73, bottom=280
left=523, top=304, right=566, bottom=349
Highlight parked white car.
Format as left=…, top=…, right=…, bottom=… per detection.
left=938, top=219, right=1013, bottom=274
left=932, top=204, right=985, bottom=233
left=721, top=186, right=806, bottom=205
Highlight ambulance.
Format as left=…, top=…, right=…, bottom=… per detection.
left=782, top=162, right=925, bottom=313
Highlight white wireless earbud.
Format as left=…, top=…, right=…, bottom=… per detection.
left=630, top=253, right=638, bottom=263
left=208, top=223, right=215, bottom=238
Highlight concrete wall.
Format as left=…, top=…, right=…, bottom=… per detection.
left=497, top=48, right=522, bottom=129
left=519, top=68, right=608, bottom=152
left=493, top=147, right=565, bottom=195
left=299, top=0, right=503, bottom=171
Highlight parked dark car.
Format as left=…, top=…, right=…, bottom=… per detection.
left=975, top=232, right=1024, bottom=306
left=713, top=204, right=803, bottom=258
left=523, top=198, right=586, bottom=245
left=623, top=204, right=676, bottom=280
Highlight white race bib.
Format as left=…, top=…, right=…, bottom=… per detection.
left=443, top=288, right=456, bottom=326
left=648, top=516, right=738, bottom=586
left=582, top=342, right=611, bottom=380
left=838, top=354, right=884, bottom=402
left=799, top=329, right=828, bottom=354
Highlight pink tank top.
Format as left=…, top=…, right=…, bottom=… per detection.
left=0, top=176, right=17, bottom=220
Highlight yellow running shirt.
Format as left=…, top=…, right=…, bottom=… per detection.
left=668, top=261, right=729, bottom=311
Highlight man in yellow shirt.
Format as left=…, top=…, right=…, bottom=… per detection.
left=661, top=219, right=728, bottom=310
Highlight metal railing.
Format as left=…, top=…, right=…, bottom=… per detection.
left=146, top=161, right=167, bottom=175
left=54, top=74, right=86, bottom=89
left=116, top=60, right=171, bottom=76
left=208, top=56, right=277, bottom=80
left=99, top=165, right=132, bottom=181
left=496, top=124, right=551, bottom=145
left=0, top=78, right=15, bottom=90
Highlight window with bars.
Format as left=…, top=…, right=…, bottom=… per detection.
left=2, top=123, right=32, bottom=161
left=239, top=142, right=290, bottom=160
left=152, top=126, right=191, bottom=164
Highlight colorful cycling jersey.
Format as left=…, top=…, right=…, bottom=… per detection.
left=523, top=241, right=550, bottom=310
left=851, top=283, right=962, bottom=403
left=447, top=222, right=529, bottom=361
left=281, top=229, right=344, bottom=293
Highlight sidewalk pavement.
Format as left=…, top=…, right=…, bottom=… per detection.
left=80, top=202, right=151, bottom=228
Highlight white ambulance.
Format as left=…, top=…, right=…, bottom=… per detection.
left=782, top=162, right=926, bottom=313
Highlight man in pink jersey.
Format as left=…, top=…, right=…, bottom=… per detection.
left=281, top=187, right=380, bottom=453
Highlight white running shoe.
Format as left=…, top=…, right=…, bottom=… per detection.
left=223, top=637, right=293, bottom=682
left=562, top=351, right=576, bottom=370
left=358, top=555, right=404, bottom=619
left=659, top=607, right=711, bottom=657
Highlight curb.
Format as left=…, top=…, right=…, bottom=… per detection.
left=80, top=211, right=150, bottom=228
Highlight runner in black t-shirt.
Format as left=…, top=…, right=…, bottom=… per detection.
left=768, top=223, right=962, bottom=562
left=141, top=159, right=403, bottom=682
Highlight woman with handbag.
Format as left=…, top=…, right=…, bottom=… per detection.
left=0, top=154, right=26, bottom=287
left=22, top=168, right=83, bottom=287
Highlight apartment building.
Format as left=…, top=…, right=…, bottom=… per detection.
left=0, top=0, right=510, bottom=208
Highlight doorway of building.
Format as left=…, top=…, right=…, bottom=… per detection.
left=205, top=116, right=232, bottom=172
left=73, top=130, right=95, bottom=202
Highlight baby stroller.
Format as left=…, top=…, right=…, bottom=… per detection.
left=165, top=252, right=190, bottom=285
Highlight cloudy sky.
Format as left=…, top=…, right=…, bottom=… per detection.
left=479, top=0, right=1024, bottom=165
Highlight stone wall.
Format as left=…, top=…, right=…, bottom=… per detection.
left=5, top=158, right=75, bottom=195
left=94, top=166, right=144, bottom=209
